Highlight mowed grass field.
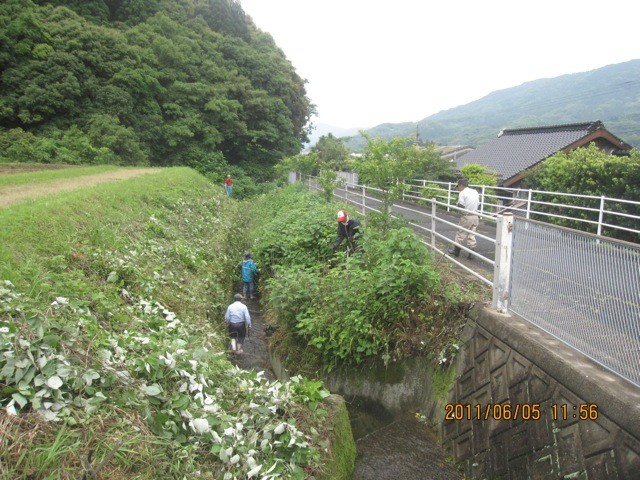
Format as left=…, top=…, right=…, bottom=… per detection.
left=0, top=164, right=162, bottom=208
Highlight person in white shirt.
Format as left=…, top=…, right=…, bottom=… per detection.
left=224, top=293, right=251, bottom=354
left=448, top=178, right=480, bottom=259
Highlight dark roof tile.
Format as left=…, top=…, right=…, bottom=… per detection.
left=455, top=121, right=621, bottom=184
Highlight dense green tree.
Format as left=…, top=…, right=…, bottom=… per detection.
left=311, top=133, right=350, bottom=170
left=458, top=164, right=498, bottom=213
left=0, top=128, right=40, bottom=163
left=459, top=164, right=497, bottom=187
left=85, top=114, right=147, bottom=164
left=317, top=168, right=344, bottom=202
left=0, top=0, right=313, bottom=176
left=524, top=144, right=640, bottom=242
left=274, top=152, right=317, bottom=183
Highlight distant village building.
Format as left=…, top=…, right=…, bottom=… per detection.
left=437, top=145, right=475, bottom=161
left=455, top=121, right=631, bottom=188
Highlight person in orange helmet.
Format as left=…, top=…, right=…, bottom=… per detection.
left=332, top=209, right=361, bottom=253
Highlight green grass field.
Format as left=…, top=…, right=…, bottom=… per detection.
left=0, top=164, right=118, bottom=188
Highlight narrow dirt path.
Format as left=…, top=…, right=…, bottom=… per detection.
left=0, top=168, right=162, bottom=208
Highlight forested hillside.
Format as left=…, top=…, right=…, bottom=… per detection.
left=0, top=0, right=312, bottom=178
left=342, top=59, right=640, bottom=151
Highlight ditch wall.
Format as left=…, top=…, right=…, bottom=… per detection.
left=269, top=304, right=640, bottom=479
left=445, top=305, right=640, bottom=479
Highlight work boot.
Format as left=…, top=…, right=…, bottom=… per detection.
left=447, top=245, right=461, bottom=257
left=467, top=249, right=476, bottom=260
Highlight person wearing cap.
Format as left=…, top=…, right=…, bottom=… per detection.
left=332, top=210, right=361, bottom=253
left=224, top=293, right=251, bottom=354
left=224, top=175, right=234, bottom=197
left=448, top=178, right=480, bottom=259
left=241, top=251, right=260, bottom=299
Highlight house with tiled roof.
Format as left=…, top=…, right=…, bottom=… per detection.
left=455, top=121, right=632, bottom=188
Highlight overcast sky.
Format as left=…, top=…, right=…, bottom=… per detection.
left=239, top=0, right=639, bottom=129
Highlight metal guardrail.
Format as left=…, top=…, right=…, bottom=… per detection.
left=509, top=219, right=640, bottom=386
left=404, top=179, right=640, bottom=243
left=305, top=175, right=640, bottom=387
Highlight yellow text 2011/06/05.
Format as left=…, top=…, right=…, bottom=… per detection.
left=444, top=403, right=542, bottom=421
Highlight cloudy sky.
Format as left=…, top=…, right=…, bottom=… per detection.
left=239, top=0, right=639, bottom=129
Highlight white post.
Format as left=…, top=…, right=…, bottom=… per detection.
left=431, top=198, right=437, bottom=248
left=597, top=196, right=605, bottom=237
left=492, top=213, right=514, bottom=313
left=361, top=185, right=366, bottom=216
left=526, top=189, right=532, bottom=219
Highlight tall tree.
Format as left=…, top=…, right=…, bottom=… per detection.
left=524, top=144, right=640, bottom=242
left=311, top=133, right=349, bottom=169
left=0, top=0, right=312, bottom=174
left=353, top=134, right=453, bottom=231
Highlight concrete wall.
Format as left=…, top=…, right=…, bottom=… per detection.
left=444, top=305, right=640, bottom=479
left=269, top=303, right=640, bottom=479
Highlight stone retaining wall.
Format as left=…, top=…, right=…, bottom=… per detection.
left=444, top=305, right=640, bottom=479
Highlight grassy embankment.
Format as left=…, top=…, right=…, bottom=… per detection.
left=0, top=167, right=351, bottom=479
left=0, top=164, right=119, bottom=188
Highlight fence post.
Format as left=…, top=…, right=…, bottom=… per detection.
left=526, top=189, right=532, bottom=219
left=597, top=196, right=605, bottom=237
left=431, top=198, right=437, bottom=248
left=492, top=212, right=514, bottom=313
left=362, top=185, right=366, bottom=216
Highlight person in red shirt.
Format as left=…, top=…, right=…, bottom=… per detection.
left=224, top=175, right=234, bottom=197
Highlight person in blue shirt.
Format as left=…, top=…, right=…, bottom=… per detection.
left=241, top=252, right=260, bottom=299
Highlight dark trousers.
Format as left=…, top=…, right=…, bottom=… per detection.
left=228, top=322, right=247, bottom=346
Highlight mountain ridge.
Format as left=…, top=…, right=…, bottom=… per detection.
left=331, top=59, right=640, bottom=152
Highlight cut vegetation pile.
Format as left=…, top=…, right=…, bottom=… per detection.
left=0, top=167, right=338, bottom=479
